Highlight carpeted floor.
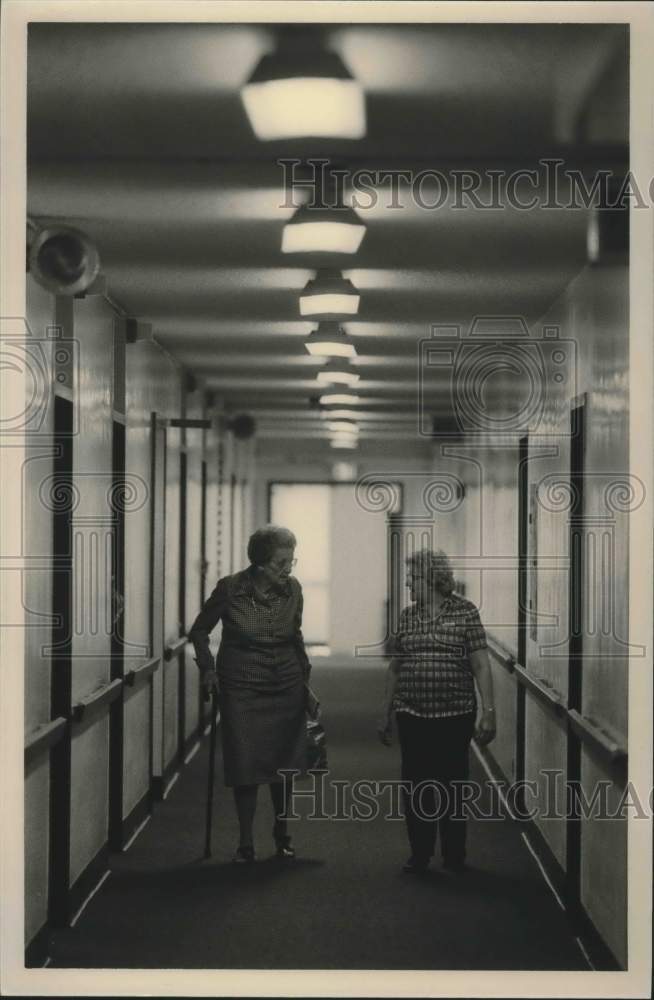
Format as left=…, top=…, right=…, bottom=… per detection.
left=47, top=660, right=587, bottom=970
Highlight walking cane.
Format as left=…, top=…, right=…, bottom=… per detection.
left=204, top=684, right=219, bottom=859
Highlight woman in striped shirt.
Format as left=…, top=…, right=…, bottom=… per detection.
left=378, top=548, right=496, bottom=874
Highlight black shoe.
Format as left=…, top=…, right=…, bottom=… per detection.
left=273, top=823, right=296, bottom=859
left=232, top=845, right=256, bottom=864
left=442, top=858, right=467, bottom=875
left=402, top=855, right=429, bottom=874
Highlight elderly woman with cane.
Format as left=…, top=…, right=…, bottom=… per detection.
left=378, top=548, right=496, bottom=874
left=189, top=525, right=311, bottom=863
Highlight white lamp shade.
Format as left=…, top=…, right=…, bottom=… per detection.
left=282, top=220, right=366, bottom=255
left=304, top=322, right=357, bottom=358
left=319, top=392, right=360, bottom=406
left=242, top=77, right=365, bottom=141
left=299, top=270, right=360, bottom=319
left=326, top=420, right=358, bottom=433
left=306, top=339, right=356, bottom=357
left=316, top=367, right=360, bottom=386
left=299, top=292, right=360, bottom=317
left=320, top=409, right=359, bottom=420
left=330, top=436, right=358, bottom=450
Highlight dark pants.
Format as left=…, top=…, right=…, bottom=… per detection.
left=396, top=711, right=476, bottom=864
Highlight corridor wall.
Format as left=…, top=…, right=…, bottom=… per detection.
left=528, top=263, right=630, bottom=967
left=22, top=282, right=253, bottom=962
left=24, top=276, right=57, bottom=948
left=440, top=263, right=630, bottom=968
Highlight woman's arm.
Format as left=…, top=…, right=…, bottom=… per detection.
left=378, top=657, right=401, bottom=745
left=188, top=577, right=228, bottom=686
left=292, top=584, right=312, bottom=681
left=469, top=648, right=496, bottom=746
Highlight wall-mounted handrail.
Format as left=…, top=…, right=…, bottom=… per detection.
left=487, top=635, right=564, bottom=716
left=24, top=717, right=67, bottom=766
left=72, top=678, right=123, bottom=724
left=487, top=637, right=516, bottom=673
left=124, top=656, right=160, bottom=688
left=568, top=710, right=627, bottom=766
left=164, top=636, right=188, bottom=661
left=512, top=662, right=566, bottom=717
left=485, top=636, right=628, bottom=777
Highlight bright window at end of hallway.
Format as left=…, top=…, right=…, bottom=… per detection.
left=269, top=484, right=331, bottom=647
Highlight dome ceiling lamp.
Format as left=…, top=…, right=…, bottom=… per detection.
left=282, top=202, right=366, bottom=256
left=316, top=358, right=360, bottom=386
left=320, top=408, right=359, bottom=421
left=241, top=39, right=366, bottom=141
left=319, top=389, right=361, bottom=407
left=326, top=418, right=359, bottom=434
left=330, top=432, right=359, bottom=450
left=304, top=322, right=357, bottom=358
left=299, top=269, right=360, bottom=319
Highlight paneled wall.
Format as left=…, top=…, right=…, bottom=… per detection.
left=67, top=294, right=115, bottom=888
left=444, top=262, right=629, bottom=967
left=22, top=288, right=240, bottom=959
left=182, top=387, right=204, bottom=754
left=528, top=264, right=630, bottom=967
left=23, top=277, right=57, bottom=946
left=123, top=334, right=181, bottom=812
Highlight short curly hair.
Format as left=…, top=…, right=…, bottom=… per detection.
left=405, top=548, right=455, bottom=595
left=247, top=525, right=297, bottom=567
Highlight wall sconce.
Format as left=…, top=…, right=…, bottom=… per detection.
left=241, top=43, right=365, bottom=141
left=304, top=322, right=357, bottom=358
left=299, top=269, right=360, bottom=318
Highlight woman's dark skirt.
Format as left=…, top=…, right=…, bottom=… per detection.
left=219, top=678, right=307, bottom=787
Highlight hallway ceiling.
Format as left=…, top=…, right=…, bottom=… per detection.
left=26, top=21, right=628, bottom=449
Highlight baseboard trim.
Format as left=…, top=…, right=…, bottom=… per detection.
left=151, top=755, right=179, bottom=801
left=68, top=842, right=111, bottom=926
left=119, top=787, right=152, bottom=850
left=25, top=920, right=51, bottom=968
left=182, top=726, right=200, bottom=762
left=475, top=743, right=623, bottom=971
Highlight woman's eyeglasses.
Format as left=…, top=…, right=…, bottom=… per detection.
left=269, top=557, right=298, bottom=572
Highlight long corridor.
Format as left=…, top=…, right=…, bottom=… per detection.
left=47, top=661, right=586, bottom=971
left=4, top=7, right=653, bottom=997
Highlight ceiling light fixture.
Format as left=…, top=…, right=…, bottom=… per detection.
left=316, top=359, right=360, bottom=386
left=330, top=436, right=358, bottom=450
left=299, top=270, right=360, bottom=319
left=326, top=419, right=358, bottom=434
left=241, top=45, right=365, bottom=141
left=282, top=203, right=366, bottom=255
left=319, top=391, right=360, bottom=406
left=304, top=322, right=357, bottom=358
left=320, top=408, right=359, bottom=421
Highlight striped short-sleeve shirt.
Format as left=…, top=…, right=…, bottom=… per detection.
left=392, top=594, right=487, bottom=718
